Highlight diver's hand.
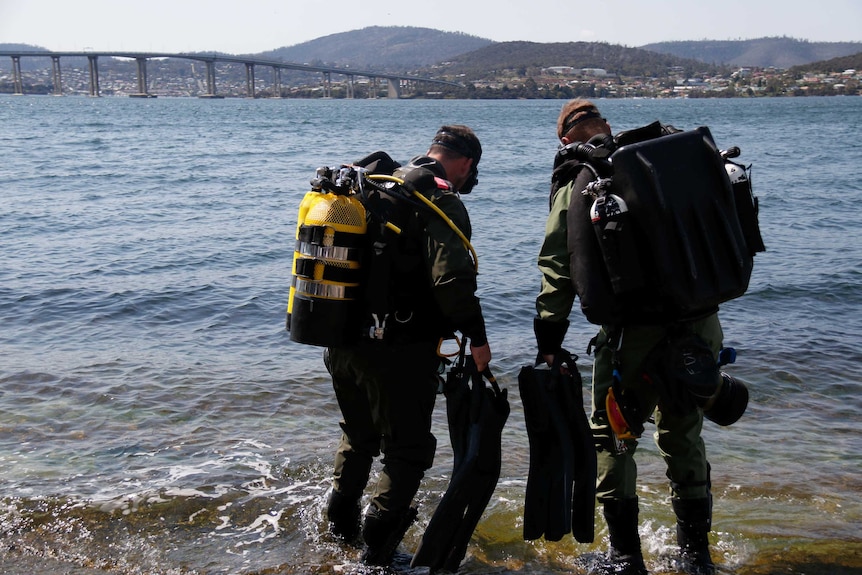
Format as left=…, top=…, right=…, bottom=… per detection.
left=471, top=342, right=491, bottom=372
left=542, top=353, right=570, bottom=375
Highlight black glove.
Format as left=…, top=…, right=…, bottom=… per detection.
left=533, top=317, right=569, bottom=356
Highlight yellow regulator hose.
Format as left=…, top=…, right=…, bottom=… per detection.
left=367, top=174, right=478, bottom=272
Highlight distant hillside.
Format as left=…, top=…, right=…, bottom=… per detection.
left=427, top=41, right=722, bottom=79
left=4, top=32, right=861, bottom=92
left=790, top=51, right=862, bottom=74
left=0, top=43, right=43, bottom=52
left=641, top=37, right=862, bottom=68
left=0, top=43, right=50, bottom=66
left=255, top=26, right=493, bottom=72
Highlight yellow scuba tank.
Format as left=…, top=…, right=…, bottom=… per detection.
left=287, top=173, right=367, bottom=347
left=287, top=161, right=478, bottom=346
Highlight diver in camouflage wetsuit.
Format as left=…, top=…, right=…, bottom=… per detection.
left=533, top=100, right=728, bottom=575
left=324, top=125, right=491, bottom=566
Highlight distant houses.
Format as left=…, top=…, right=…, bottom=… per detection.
left=544, top=66, right=608, bottom=77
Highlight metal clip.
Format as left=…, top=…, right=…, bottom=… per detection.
left=582, top=177, right=612, bottom=199
left=369, top=313, right=388, bottom=340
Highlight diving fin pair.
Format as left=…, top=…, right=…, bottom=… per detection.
left=412, top=343, right=510, bottom=573
left=518, top=350, right=596, bottom=543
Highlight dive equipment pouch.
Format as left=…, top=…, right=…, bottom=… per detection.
left=641, top=329, right=749, bottom=426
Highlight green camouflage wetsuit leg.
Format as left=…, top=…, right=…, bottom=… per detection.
left=325, top=339, right=440, bottom=516
left=590, top=313, right=724, bottom=503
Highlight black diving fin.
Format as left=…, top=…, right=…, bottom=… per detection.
left=518, top=350, right=596, bottom=543
left=411, top=341, right=510, bottom=573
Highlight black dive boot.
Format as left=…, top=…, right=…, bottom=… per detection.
left=360, top=506, right=419, bottom=566
left=672, top=497, right=716, bottom=575
left=328, top=438, right=373, bottom=543
left=326, top=490, right=362, bottom=542
left=602, top=498, right=648, bottom=575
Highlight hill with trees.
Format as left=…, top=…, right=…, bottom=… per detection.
left=4, top=30, right=860, bottom=75
left=789, top=51, right=862, bottom=74
left=641, top=37, right=862, bottom=68
left=3, top=30, right=860, bottom=98
left=422, top=40, right=724, bottom=81
left=258, top=29, right=860, bottom=72
left=255, top=26, right=493, bottom=71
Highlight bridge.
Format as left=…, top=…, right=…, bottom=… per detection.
left=0, top=50, right=463, bottom=99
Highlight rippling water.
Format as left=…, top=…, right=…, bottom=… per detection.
left=1, top=95, right=860, bottom=574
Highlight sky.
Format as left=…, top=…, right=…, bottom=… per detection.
left=1, top=0, right=860, bottom=54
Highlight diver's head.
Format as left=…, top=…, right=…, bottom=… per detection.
left=557, top=99, right=611, bottom=145
left=428, top=125, right=482, bottom=194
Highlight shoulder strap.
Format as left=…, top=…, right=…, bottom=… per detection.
left=549, top=138, right=615, bottom=209
left=550, top=159, right=598, bottom=209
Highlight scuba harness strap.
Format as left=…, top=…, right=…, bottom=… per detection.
left=367, top=173, right=478, bottom=271
left=357, top=173, right=413, bottom=341
left=365, top=234, right=394, bottom=340
left=356, top=170, right=478, bottom=342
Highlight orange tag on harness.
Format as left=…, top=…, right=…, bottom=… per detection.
left=433, top=176, right=451, bottom=190
left=606, top=387, right=639, bottom=440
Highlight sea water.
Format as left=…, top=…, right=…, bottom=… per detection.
left=0, top=95, right=860, bottom=574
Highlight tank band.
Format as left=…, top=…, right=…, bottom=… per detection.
left=292, top=277, right=359, bottom=300
left=294, top=257, right=361, bottom=283
left=297, top=224, right=364, bottom=249
left=295, top=240, right=363, bottom=263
